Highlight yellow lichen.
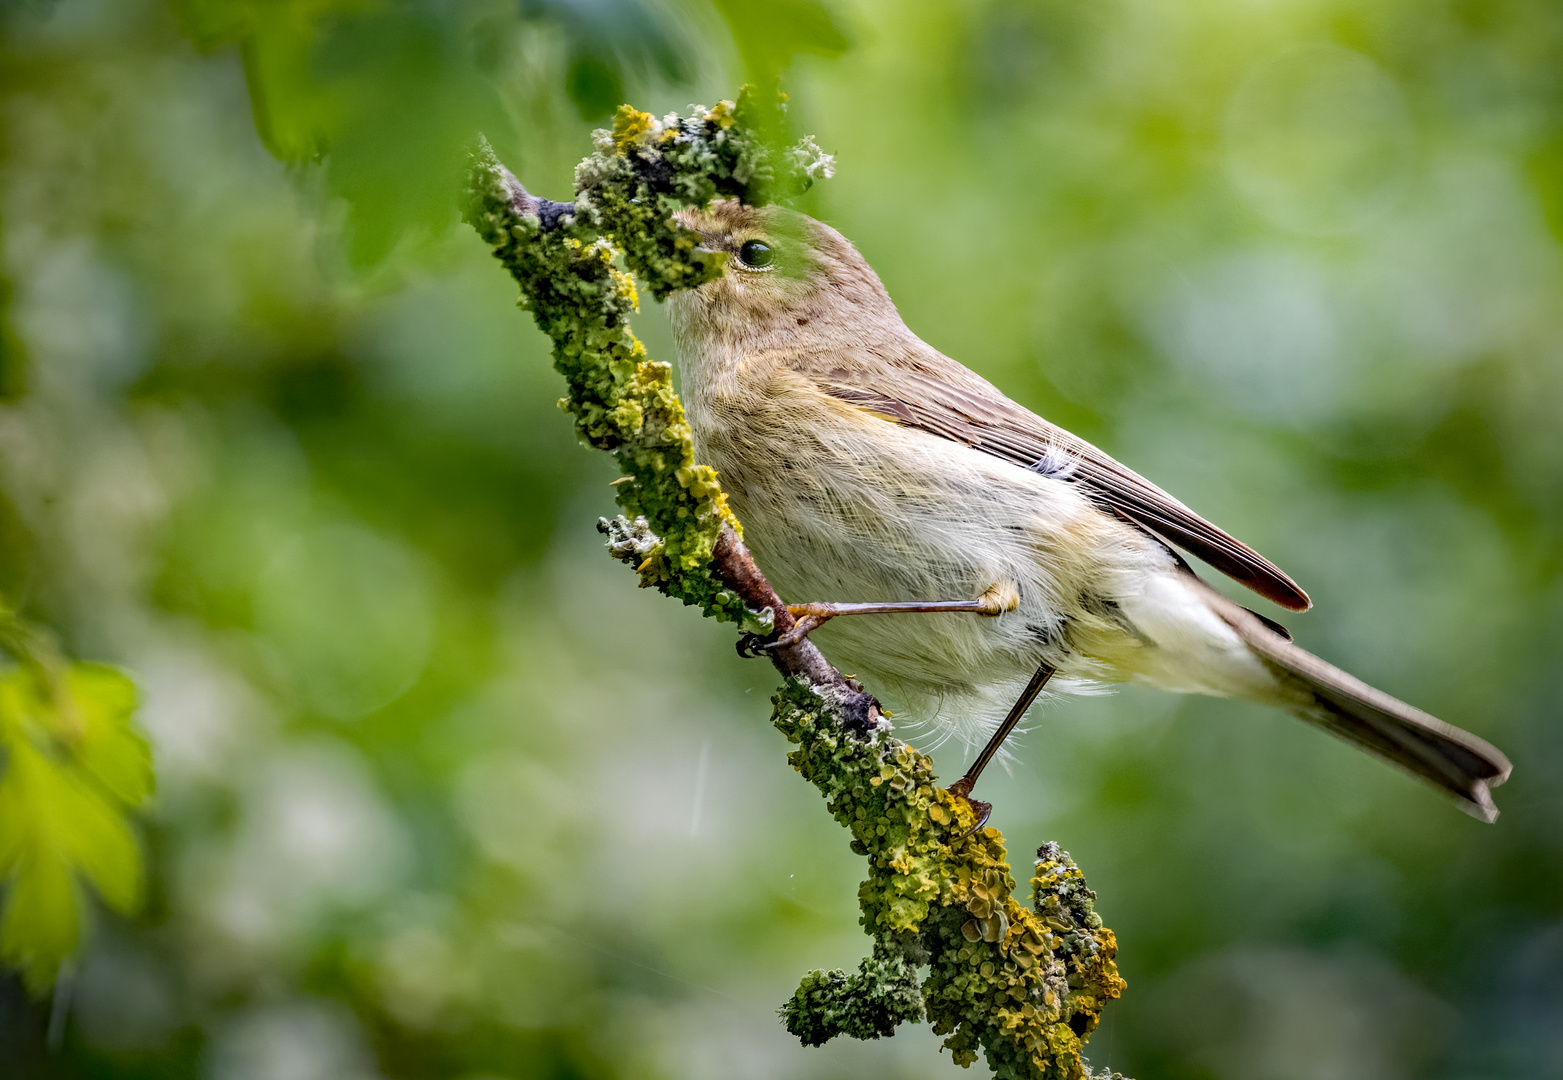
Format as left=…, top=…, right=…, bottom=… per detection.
left=611, top=105, right=656, bottom=152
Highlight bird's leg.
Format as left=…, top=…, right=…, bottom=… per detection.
left=772, top=583, right=1018, bottom=647
left=946, top=660, right=1057, bottom=835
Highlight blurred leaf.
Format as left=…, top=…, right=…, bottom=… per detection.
left=316, top=9, right=506, bottom=265
left=564, top=48, right=625, bottom=120
left=0, top=655, right=150, bottom=994
left=168, top=0, right=357, bottom=161
left=712, top=0, right=851, bottom=86
left=519, top=0, right=692, bottom=120
left=169, top=0, right=505, bottom=264
left=68, top=664, right=154, bottom=809
left=0, top=840, right=78, bottom=996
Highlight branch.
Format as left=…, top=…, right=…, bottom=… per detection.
left=463, top=93, right=1130, bottom=1079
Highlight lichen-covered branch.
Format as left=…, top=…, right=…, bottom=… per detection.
left=463, top=92, right=1129, bottom=1080
left=770, top=685, right=1127, bottom=1077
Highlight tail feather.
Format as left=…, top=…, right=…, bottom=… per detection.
left=1191, top=578, right=1512, bottom=822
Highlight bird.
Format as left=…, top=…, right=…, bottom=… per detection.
left=664, top=199, right=1512, bottom=823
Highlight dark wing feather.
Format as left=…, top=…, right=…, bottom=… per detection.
left=814, top=361, right=1312, bottom=611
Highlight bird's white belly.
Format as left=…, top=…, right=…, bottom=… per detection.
left=699, top=416, right=1243, bottom=745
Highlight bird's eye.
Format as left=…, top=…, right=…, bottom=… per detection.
left=737, top=239, right=774, bottom=268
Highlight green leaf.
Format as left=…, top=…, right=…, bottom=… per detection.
left=167, top=0, right=342, bottom=161
left=68, top=663, right=153, bottom=808
left=0, top=660, right=151, bottom=994
left=0, top=847, right=79, bottom=994
left=712, top=0, right=852, bottom=85
left=168, top=0, right=506, bottom=266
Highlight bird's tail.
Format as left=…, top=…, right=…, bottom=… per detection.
left=1189, top=577, right=1513, bottom=822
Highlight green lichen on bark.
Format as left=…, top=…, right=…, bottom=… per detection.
left=575, top=90, right=834, bottom=300
left=465, top=93, right=1129, bottom=1079
left=782, top=941, right=925, bottom=1045
left=465, top=142, right=744, bottom=620
left=770, top=680, right=1126, bottom=1078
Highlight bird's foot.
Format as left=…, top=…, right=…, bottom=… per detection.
left=772, top=603, right=839, bottom=647
left=945, top=775, right=993, bottom=839
left=737, top=603, right=853, bottom=652
left=735, top=633, right=772, bottom=658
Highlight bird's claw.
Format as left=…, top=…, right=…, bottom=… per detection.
left=736, top=606, right=835, bottom=656
left=944, top=776, right=993, bottom=840
left=772, top=611, right=831, bottom=647
left=735, top=633, right=772, bottom=658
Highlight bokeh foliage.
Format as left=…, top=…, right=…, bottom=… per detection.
left=2, top=0, right=1562, bottom=1078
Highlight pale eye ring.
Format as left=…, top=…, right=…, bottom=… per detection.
left=737, top=239, right=774, bottom=269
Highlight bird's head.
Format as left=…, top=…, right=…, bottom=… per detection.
left=666, top=201, right=896, bottom=349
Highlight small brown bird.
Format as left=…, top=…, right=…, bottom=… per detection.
left=667, top=200, right=1512, bottom=822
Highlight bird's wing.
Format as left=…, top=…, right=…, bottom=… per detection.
left=808, top=355, right=1312, bottom=611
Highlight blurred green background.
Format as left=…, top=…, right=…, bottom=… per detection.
left=2, top=0, right=1561, bottom=1077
